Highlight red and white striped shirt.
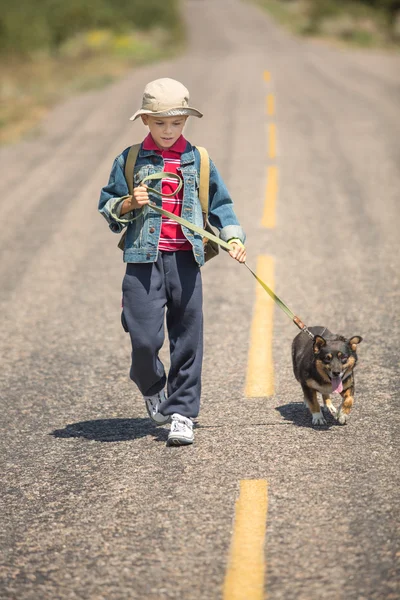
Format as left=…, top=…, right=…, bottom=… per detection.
left=143, top=133, right=192, bottom=252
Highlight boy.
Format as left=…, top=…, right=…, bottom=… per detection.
left=98, top=78, right=246, bottom=446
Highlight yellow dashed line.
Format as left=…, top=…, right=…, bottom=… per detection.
left=233, top=72, right=274, bottom=598
left=223, top=480, right=268, bottom=600
left=245, top=256, right=275, bottom=397
left=266, top=94, right=274, bottom=116
left=262, top=165, right=278, bottom=229
left=268, top=123, right=276, bottom=159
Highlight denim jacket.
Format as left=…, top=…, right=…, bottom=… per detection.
left=98, top=140, right=245, bottom=266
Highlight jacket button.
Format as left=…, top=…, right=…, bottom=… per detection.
left=149, top=227, right=155, bottom=233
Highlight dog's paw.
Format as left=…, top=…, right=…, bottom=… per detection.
left=312, top=411, right=327, bottom=426
left=336, top=410, right=348, bottom=425
left=325, top=403, right=337, bottom=417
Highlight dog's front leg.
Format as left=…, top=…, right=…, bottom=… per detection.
left=323, top=394, right=337, bottom=417
left=302, top=385, right=326, bottom=425
left=337, top=387, right=354, bottom=425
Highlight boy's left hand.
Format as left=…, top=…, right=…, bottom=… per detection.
left=228, top=240, right=246, bottom=263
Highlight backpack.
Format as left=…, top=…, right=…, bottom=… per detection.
left=117, top=144, right=219, bottom=262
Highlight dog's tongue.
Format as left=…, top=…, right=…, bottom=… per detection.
left=331, top=376, right=343, bottom=393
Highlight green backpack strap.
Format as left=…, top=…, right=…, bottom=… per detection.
left=124, top=143, right=141, bottom=195
left=195, top=146, right=219, bottom=262
left=118, top=143, right=140, bottom=250
left=195, top=146, right=210, bottom=217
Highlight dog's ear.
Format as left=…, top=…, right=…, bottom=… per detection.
left=349, top=336, right=362, bottom=351
left=313, top=336, right=326, bottom=354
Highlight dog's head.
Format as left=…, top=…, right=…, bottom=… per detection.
left=313, top=334, right=362, bottom=393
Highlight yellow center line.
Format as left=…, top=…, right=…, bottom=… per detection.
left=262, top=165, right=278, bottom=229
left=266, top=94, right=274, bottom=116
left=245, top=256, right=275, bottom=397
left=263, top=71, right=271, bottom=82
left=268, top=123, right=276, bottom=159
left=223, top=480, right=268, bottom=600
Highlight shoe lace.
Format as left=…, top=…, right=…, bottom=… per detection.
left=171, top=415, right=191, bottom=433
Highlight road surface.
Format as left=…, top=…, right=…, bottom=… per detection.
left=1, top=0, right=399, bottom=598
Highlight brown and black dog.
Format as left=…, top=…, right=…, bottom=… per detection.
left=292, top=326, right=362, bottom=425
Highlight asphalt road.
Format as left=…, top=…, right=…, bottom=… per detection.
left=1, top=0, right=399, bottom=598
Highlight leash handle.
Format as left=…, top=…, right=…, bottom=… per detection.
left=141, top=172, right=183, bottom=197
left=141, top=172, right=233, bottom=250
left=112, top=172, right=184, bottom=225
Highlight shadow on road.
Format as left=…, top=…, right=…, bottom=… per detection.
left=275, top=403, right=337, bottom=429
left=51, top=418, right=169, bottom=443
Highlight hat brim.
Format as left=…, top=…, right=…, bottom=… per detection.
left=130, top=107, right=203, bottom=121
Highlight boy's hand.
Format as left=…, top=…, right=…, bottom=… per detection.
left=120, top=185, right=149, bottom=215
left=133, top=184, right=150, bottom=207
left=228, top=240, right=246, bottom=263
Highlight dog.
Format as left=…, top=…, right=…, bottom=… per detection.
left=292, top=326, right=362, bottom=425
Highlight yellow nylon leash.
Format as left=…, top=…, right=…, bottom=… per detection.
left=243, top=264, right=313, bottom=338
left=141, top=173, right=314, bottom=338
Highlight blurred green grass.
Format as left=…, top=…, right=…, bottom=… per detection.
left=0, top=0, right=185, bottom=144
left=252, top=0, right=400, bottom=48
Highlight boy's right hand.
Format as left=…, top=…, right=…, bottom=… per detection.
left=120, top=185, right=149, bottom=215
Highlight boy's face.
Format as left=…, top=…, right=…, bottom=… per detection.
left=141, top=115, right=188, bottom=149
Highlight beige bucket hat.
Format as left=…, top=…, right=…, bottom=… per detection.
left=130, top=78, right=203, bottom=121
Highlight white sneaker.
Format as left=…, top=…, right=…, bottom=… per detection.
left=143, top=390, right=171, bottom=426
left=167, top=414, right=194, bottom=446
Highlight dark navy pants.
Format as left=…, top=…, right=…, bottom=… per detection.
left=122, top=251, right=203, bottom=419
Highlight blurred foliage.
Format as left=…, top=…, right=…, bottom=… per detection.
left=0, top=0, right=182, bottom=56
left=303, top=0, right=400, bottom=39
left=0, top=0, right=185, bottom=144
left=256, top=0, right=400, bottom=45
